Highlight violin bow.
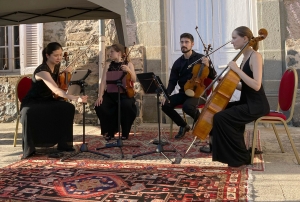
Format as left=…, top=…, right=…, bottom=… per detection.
left=60, top=35, right=99, bottom=72
left=187, top=40, right=231, bottom=69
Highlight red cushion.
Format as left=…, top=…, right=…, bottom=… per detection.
left=279, top=69, right=295, bottom=111
left=261, top=112, right=286, bottom=121
left=17, top=77, right=32, bottom=102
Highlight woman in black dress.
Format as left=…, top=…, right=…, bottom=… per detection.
left=204, top=26, right=270, bottom=167
left=94, top=44, right=137, bottom=140
left=20, top=42, right=88, bottom=159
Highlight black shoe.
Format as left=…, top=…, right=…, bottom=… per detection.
left=121, top=136, right=128, bottom=140
left=199, top=144, right=212, bottom=153
left=104, top=133, right=115, bottom=141
left=175, top=124, right=190, bottom=139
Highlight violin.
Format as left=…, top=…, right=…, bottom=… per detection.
left=122, top=44, right=135, bottom=98
left=192, top=28, right=268, bottom=140
left=53, top=52, right=71, bottom=100
left=57, top=52, right=71, bottom=92
left=56, top=36, right=99, bottom=95
left=184, top=45, right=211, bottom=97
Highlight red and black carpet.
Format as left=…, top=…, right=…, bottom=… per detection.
left=0, top=160, right=252, bottom=201
left=69, top=127, right=264, bottom=171
left=0, top=127, right=262, bottom=201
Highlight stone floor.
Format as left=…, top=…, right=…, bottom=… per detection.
left=1, top=122, right=300, bottom=201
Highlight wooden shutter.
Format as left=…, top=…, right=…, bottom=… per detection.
left=20, top=23, right=43, bottom=75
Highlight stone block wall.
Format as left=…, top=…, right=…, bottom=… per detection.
left=0, top=19, right=145, bottom=125
left=0, top=76, right=18, bottom=122
left=284, top=0, right=300, bottom=126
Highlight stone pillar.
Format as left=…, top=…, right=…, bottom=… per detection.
left=257, top=0, right=286, bottom=110
left=126, top=0, right=167, bottom=122
left=284, top=0, right=300, bottom=126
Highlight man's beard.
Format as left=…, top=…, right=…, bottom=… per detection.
left=181, top=47, right=191, bottom=53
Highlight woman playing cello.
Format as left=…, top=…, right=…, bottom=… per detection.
left=201, top=26, right=270, bottom=167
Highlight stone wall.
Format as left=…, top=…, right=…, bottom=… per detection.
left=0, top=18, right=144, bottom=124
left=284, top=0, right=300, bottom=126
left=0, top=76, right=18, bottom=122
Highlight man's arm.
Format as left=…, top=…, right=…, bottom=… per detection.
left=166, top=62, right=179, bottom=95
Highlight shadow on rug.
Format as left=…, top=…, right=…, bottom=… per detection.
left=0, top=160, right=252, bottom=201
left=64, top=127, right=264, bottom=171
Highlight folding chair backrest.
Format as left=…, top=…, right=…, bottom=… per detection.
left=278, top=68, right=297, bottom=111
left=17, top=76, right=32, bottom=103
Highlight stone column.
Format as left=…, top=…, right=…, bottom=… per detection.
left=284, top=0, right=300, bottom=126
left=126, top=0, right=167, bottom=122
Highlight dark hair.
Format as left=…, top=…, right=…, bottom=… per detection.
left=180, top=33, right=194, bottom=43
left=234, top=26, right=258, bottom=51
left=42, top=42, right=63, bottom=64
left=111, top=43, right=130, bottom=61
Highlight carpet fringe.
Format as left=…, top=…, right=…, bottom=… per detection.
left=246, top=169, right=254, bottom=202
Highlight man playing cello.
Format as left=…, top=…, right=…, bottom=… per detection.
left=161, top=33, right=216, bottom=139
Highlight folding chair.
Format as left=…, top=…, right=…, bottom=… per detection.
left=14, top=75, right=32, bottom=147
left=251, top=67, right=300, bottom=164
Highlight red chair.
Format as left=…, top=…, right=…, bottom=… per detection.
left=169, top=78, right=213, bottom=137
left=251, top=67, right=300, bottom=164
left=14, top=75, right=32, bottom=147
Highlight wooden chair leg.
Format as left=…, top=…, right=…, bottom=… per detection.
left=283, top=122, right=300, bottom=164
left=251, top=121, right=259, bottom=164
left=182, top=111, right=187, bottom=123
left=271, top=123, right=284, bottom=153
left=14, top=115, right=20, bottom=147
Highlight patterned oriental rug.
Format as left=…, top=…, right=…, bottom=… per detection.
left=0, top=160, right=253, bottom=201
left=67, top=127, right=264, bottom=171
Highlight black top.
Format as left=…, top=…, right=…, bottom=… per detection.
left=108, top=61, right=122, bottom=71
left=22, top=63, right=59, bottom=104
left=167, top=50, right=216, bottom=94
left=240, top=55, right=270, bottom=115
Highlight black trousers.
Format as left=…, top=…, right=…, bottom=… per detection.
left=20, top=100, right=75, bottom=158
left=94, top=91, right=137, bottom=138
left=161, top=92, right=205, bottom=127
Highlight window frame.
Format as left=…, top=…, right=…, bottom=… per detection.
left=0, top=25, right=20, bottom=75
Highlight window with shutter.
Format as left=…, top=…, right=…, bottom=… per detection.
left=20, top=23, right=43, bottom=75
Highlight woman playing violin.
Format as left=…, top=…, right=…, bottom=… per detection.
left=20, top=42, right=88, bottom=159
left=94, top=43, right=137, bottom=140
left=201, top=26, right=270, bottom=167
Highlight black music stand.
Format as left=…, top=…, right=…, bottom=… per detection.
left=132, top=72, right=176, bottom=163
left=96, top=71, right=139, bottom=158
left=60, top=70, right=110, bottom=161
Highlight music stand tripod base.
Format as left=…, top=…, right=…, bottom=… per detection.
left=133, top=72, right=176, bottom=163
left=95, top=72, right=139, bottom=158
left=60, top=70, right=110, bottom=162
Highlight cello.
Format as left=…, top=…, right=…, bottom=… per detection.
left=192, top=28, right=268, bottom=140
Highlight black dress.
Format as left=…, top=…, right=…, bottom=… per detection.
left=94, top=61, right=137, bottom=138
left=20, top=63, right=75, bottom=159
left=211, top=54, right=270, bottom=167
